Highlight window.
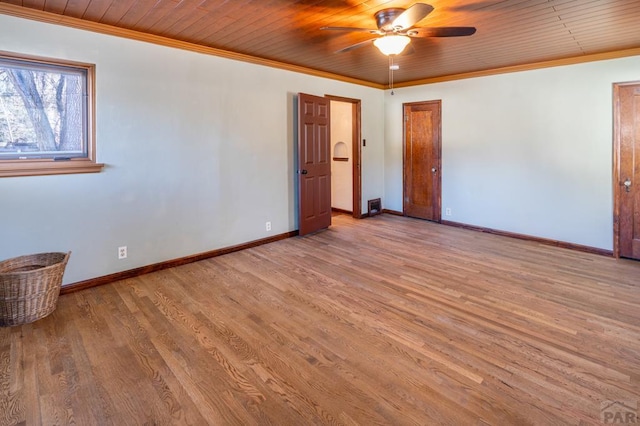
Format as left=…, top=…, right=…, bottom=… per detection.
left=0, top=51, right=102, bottom=177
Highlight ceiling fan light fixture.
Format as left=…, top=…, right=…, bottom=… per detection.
left=373, top=35, right=411, bottom=55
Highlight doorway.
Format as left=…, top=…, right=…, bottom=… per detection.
left=613, top=81, right=640, bottom=260
left=327, top=95, right=362, bottom=219
left=403, top=100, right=442, bottom=222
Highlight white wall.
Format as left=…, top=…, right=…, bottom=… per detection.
left=0, top=14, right=385, bottom=284
left=384, top=56, right=640, bottom=250
left=3, top=13, right=635, bottom=284
left=330, top=100, right=353, bottom=211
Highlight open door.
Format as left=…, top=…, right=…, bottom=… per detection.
left=326, top=95, right=362, bottom=219
left=298, top=93, right=331, bottom=236
left=614, top=82, right=640, bottom=259
left=403, top=101, right=442, bottom=221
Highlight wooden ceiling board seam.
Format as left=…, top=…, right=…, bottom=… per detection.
left=229, top=30, right=327, bottom=56
left=195, top=0, right=237, bottom=12
left=480, top=31, right=580, bottom=50
left=128, top=0, right=180, bottom=30
left=193, top=0, right=289, bottom=46
left=246, top=30, right=356, bottom=54
left=551, top=0, right=601, bottom=11
left=476, top=49, right=587, bottom=65
left=555, top=1, right=640, bottom=20
left=474, top=0, right=569, bottom=18
left=264, top=3, right=368, bottom=44
left=434, top=43, right=580, bottom=62
left=469, top=22, right=577, bottom=43
left=560, top=17, right=640, bottom=37
left=561, top=12, right=640, bottom=31
left=153, top=1, right=232, bottom=35
left=460, top=42, right=586, bottom=62
left=172, top=0, right=256, bottom=40
left=115, top=0, right=164, bottom=27
left=437, top=38, right=577, bottom=62
left=210, top=1, right=342, bottom=48
left=573, top=24, right=640, bottom=38
left=145, top=1, right=200, bottom=34
left=461, top=23, right=563, bottom=44
left=178, top=14, right=239, bottom=43
left=569, top=27, right=640, bottom=40
left=159, top=5, right=212, bottom=36
left=456, top=0, right=581, bottom=28
left=423, top=0, right=562, bottom=28
left=577, top=39, right=640, bottom=52
left=61, top=0, right=91, bottom=17
left=80, top=0, right=113, bottom=20
left=98, top=0, right=136, bottom=24
left=196, top=0, right=252, bottom=16
left=22, top=0, right=44, bottom=8
left=244, top=22, right=380, bottom=50
left=209, top=0, right=253, bottom=16
left=468, top=11, right=569, bottom=33
left=265, top=50, right=384, bottom=73
left=41, top=0, right=67, bottom=14
left=284, top=2, right=396, bottom=34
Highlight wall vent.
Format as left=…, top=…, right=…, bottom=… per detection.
left=368, top=198, right=382, bottom=217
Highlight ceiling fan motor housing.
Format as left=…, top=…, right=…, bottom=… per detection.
left=374, top=8, right=406, bottom=32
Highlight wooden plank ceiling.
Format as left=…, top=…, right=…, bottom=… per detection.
left=1, top=0, right=640, bottom=86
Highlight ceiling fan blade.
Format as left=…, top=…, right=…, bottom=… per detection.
left=335, top=38, right=376, bottom=53
left=392, top=3, right=434, bottom=30
left=321, top=26, right=380, bottom=34
left=400, top=43, right=416, bottom=56
left=411, top=26, right=477, bottom=37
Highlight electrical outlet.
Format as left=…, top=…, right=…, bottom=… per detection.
left=266, top=221, right=272, bottom=232
left=445, top=208, right=452, bottom=216
left=118, top=246, right=127, bottom=259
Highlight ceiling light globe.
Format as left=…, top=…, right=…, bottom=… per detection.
left=373, top=35, right=411, bottom=55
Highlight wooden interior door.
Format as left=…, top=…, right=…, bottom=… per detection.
left=403, top=101, right=442, bottom=221
left=298, top=93, right=331, bottom=236
left=615, top=82, right=640, bottom=259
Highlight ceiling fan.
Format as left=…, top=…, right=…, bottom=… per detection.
left=321, top=3, right=476, bottom=56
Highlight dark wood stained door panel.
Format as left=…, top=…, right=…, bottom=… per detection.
left=403, top=100, right=441, bottom=222
left=616, top=83, right=640, bottom=260
left=298, top=92, right=331, bottom=236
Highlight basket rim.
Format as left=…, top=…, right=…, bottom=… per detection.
left=0, top=251, right=71, bottom=276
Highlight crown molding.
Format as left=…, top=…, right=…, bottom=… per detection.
left=394, top=47, right=640, bottom=88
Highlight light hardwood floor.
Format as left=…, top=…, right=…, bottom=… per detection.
left=2, top=214, right=639, bottom=425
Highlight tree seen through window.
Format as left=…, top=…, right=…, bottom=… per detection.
left=0, top=58, right=87, bottom=159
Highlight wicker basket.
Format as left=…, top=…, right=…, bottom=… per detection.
left=0, top=252, right=70, bottom=327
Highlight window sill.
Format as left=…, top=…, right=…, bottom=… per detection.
left=0, top=159, right=105, bottom=178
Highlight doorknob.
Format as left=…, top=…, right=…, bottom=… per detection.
left=300, top=169, right=308, bottom=175
left=624, top=179, right=632, bottom=192
left=431, top=167, right=438, bottom=173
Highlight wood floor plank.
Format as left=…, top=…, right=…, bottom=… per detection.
left=1, top=213, right=639, bottom=425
